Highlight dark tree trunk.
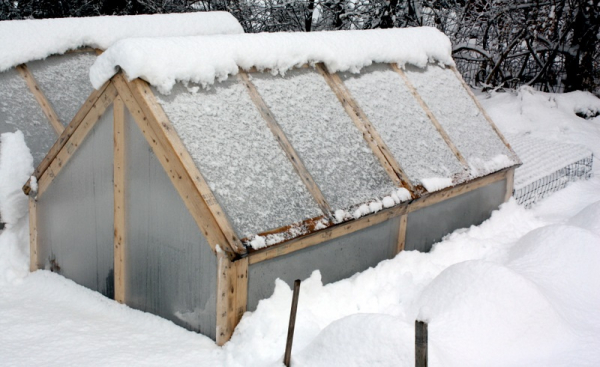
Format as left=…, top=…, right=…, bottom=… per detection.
left=564, top=0, right=600, bottom=92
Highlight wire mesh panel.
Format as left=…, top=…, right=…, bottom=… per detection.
left=251, top=69, right=396, bottom=212
left=404, top=64, right=516, bottom=177
left=37, top=105, right=114, bottom=297
left=28, top=52, right=97, bottom=126
left=154, top=79, right=322, bottom=239
left=124, top=108, right=218, bottom=339
left=339, top=64, right=466, bottom=187
left=0, top=68, right=57, bottom=166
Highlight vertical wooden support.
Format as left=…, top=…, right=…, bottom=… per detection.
left=397, top=214, right=408, bottom=254
left=216, top=249, right=248, bottom=346
left=415, top=320, right=428, bottom=367
left=29, top=196, right=39, bottom=272
left=15, top=64, right=64, bottom=135
left=504, top=167, right=515, bottom=203
left=113, top=96, right=126, bottom=304
left=391, top=64, right=469, bottom=169
left=284, top=279, right=302, bottom=367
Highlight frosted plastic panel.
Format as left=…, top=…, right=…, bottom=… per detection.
left=0, top=68, right=57, bottom=166
left=404, top=65, right=513, bottom=175
left=28, top=52, right=96, bottom=126
left=37, top=105, right=114, bottom=297
left=124, top=110, right=217, bottom=339
left=251, top=69, right=396, bottom=211
left=340, top=65, right=465, bottom=185
left=248, top=216, right=400, bottom=310
left=154, top=80, right=321, bottom=239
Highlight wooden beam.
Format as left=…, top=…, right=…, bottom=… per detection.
left=450, top=66, right=520, bottom=163
left=216, top=249, right=246, bottom=346
left=111, top=75, right=237, bottom=259
left=316, top=64, right=416, bottom=195
left=248, top=167, right=513, bottom=264
left=238, top=70, right=333, bottom=218
left=35, top=83, right=118, bottom=198
left=391, top=64, right=470, bottom=169
left=113, top=96, right=126, bottom=304
left=397, top=214, right=408, bottom=254
left=23, top=81, right=111, bottom=196
left=29, top=196, right=40, bottom=272
left=504, top=167, right=515, bottom=203
left=16, top=64, right=64, bottom=135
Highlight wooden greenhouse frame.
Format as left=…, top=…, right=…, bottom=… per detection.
left=23, top=63, right=519, bottom=345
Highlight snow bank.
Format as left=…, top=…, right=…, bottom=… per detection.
left=90, top=27, right=455, bottom=93
left=0, top=12, right=243, bottom=72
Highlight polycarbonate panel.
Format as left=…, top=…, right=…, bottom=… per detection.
left=154, top=80, right=322, bottom=239
left=404, top=64, right=514, bottom=176
left=37, top=105, right=114, bottom=297
left=124, top=109, right=217, bottom=339
left=251, top=69, right=396, bottom=212
left=28, top=52, right=96, bottom=126
left=340, top=64, right=465, bottom=186
left=248, top=216, right=400, bottom=310
left=0, top=68, right=57, bottom=166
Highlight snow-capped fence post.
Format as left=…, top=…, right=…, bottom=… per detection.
left=415, top=320, right=428, bottom=367
left=284, top=279, right=301, bottom=367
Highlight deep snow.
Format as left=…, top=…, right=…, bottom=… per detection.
left=0, top=88, right=599, bottom=366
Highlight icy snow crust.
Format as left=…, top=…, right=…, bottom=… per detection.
left=251, top=69, right=396, bottom=211
left=405, top=65, right=517, bottom=177
left=340, top=64, right=465, bottom=187
left=154, top=80, right=322, bottom=239
left=90, top=27, right=454, bottom=93
left=0, top=12, right=243, bottom=72
left=28, top=52, right=97, bottom=126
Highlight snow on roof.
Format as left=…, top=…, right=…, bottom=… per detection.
left=0, top=12, right=243, bottom=72
left=90, top=27, right=455, bottom=93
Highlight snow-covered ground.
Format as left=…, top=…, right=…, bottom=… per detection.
left=1, top=87, right=599, bottom=366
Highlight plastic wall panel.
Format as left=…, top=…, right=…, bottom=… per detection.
left=251, top=69, right=396, bottom=212
left=404, top=65, right=514, bottom=177
left=340, top=65, right=465, bottom=186
left=153, top=80, right=321, bottom=239
left=405, top=178, right=507, bottom=252
left=0, top=68, right=57, bottom=166
left=124, top=109, right=217, bottom=340
left=28, top=53, right=97, bottom=126
left=37, top=105, right=114, bottom=297
left=247, top=216, right=400, bottom=310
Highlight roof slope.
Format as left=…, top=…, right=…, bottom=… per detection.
left=0, top=12, right=243, bottom=72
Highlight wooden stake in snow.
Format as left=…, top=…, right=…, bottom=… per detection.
left=415, top=320, right=428, bottom=367
left=284, top=279, right=301, bottom=367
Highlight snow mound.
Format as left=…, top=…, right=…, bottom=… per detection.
left=416, top=260, right=571, bottom=367
left=90, top=27, right=455, bottom=93
left=0, top=12, right=243, bottom=72
left=567, top=200, right=600, bottom=237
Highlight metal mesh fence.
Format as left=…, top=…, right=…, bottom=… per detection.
left=513, top=154, right=594, bottom=208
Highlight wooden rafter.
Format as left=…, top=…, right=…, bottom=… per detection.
left=113, top=96, right=126, bottom=304
left=111, top=74, right=238, bottom=259
left=316, top=64, right=416, bottom=195
left=16, top=64, right=64, bottom=135
left=391, top=64, right=470, bottom=169
left=238, top=70, right=333, bottom=218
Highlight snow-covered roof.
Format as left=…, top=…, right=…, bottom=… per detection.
left=90, top=27, right=455, bottom=93
left=0, top=12, right=244, bottom=72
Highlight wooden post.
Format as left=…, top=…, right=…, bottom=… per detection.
left=415, top=320, right=428, bottom=367
left=504, top=167, right=515, bottom=203
left=113, top=96, right=126, bottom=304
left=284, top=279, right=301, bottom=367
left=397, top=214, right=408, bottom=254
left=29, top=196, right=39, bottom=272
left=216, top=251, right=248, bottom=346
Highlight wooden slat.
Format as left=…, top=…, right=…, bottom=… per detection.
left=111, top=75, right=237, bottom=259
left=504, top=167, right=515, bottom=203
left=16, top=64, right=64, bottom=135
left=235, top=257, right=248, bottom=329
left=450, top=66, right=520, bottom=163
left=23, top=82, right=111, bottom=195
left=397, top=214, right=408, bottom=254
left=113, top=96, right=126, bottom=304
left=249, top=167, right=513, bottom=264
left=36, top=83, right=118, bottom=198
left=238, top=71, right=333, bottom=218
left=316, top=64, right=416, bottom=194
left=29, top=196, right=40, bottom=272
left=391, top=64, right=470, bottom=169
left=216, top=248, right=236, bottom=346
